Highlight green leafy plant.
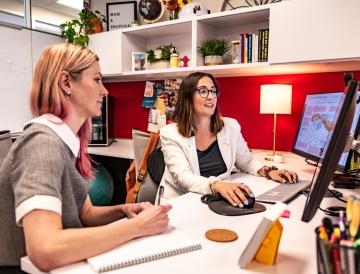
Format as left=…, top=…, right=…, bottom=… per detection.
left=146, top=44, right=176, bottom=63
left=60, top=9, right=107, bottom=46
left=198, top=38, right=230, bottom=57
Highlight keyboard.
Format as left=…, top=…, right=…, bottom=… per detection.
left=256, top=180, right=311, bottom=204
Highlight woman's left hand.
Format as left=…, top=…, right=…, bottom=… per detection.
left=268, top=169, right=298, bottom=184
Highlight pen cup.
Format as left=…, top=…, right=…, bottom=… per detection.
left=315, top=226, right=359, bottom=274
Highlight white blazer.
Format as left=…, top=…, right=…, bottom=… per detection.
left=159, top=117, right=263, bottom=199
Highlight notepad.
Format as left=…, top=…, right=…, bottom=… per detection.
left=87, top=227, right=202, bottom=273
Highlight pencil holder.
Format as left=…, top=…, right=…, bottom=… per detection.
left=315, top=227, right=359, bottom=274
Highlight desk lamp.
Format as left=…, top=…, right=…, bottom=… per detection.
left=260, top=84, right=292, bottom=161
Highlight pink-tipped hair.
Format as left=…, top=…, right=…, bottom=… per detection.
left=30, top=43, right=98, bottom=179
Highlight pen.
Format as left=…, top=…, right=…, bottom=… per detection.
left=349, top=198, right=359, bottom=241
left=318, top=224, right=329, bottom=241
left=322, top=217, right=334, bottom=238
left=157, top=185, right=164, bottom=206
left=338, top=210, right=346, bottom=240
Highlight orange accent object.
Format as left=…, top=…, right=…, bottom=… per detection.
left=255, top=219, right=283, bottom=265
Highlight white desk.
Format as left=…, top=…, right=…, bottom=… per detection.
left=22, top=152, right=360, bottom=274
left=87, top=138, right=134, bottom=159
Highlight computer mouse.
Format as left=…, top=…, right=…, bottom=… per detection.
left=240, top=189, right=255, bottom=209
left=201, top=191, right=255, bottom=209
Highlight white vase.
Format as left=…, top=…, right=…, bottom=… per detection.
left=149, top=60, right=170, bottom=70
left=204, top=55, right=223, bottom=66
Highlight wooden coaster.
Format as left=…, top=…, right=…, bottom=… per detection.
left=205, top=229, right=238, bottom=242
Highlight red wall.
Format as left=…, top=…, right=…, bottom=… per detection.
left=106, top=71, right=360, bottom=151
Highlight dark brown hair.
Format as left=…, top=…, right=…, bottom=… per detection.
left=173, top=72, right=224, bottom=137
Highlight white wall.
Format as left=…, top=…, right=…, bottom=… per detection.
left=0, top=26, right=63, bottom=132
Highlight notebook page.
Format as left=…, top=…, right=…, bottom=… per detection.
left=87, top=227, right=201, bottom=273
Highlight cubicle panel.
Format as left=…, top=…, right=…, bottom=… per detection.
left=0, top=25, right=63, bottom=132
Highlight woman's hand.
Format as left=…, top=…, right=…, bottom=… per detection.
left=121, top=202, right=153, bottom=218
left=210, top=181, right=254, bottom=207
left=269, top=169, right=298, bottom=184
left=133, top=204, right=172, bottom=237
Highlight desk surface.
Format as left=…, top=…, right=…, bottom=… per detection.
left=22, top=151, right=360, bottom=274
left=87, top=138, right=134, bottom=159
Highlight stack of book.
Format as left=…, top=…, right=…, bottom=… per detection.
left=235, top=28, right=269, bottom=64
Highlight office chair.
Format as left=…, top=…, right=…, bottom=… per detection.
left=147, top=147, right=165, bottom=185
left=0, top=130, right=12, bottom=167
left=132, top=129, right=163, bottom=204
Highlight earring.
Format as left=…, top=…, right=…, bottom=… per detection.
left=66, top=91, right=71, bottom=95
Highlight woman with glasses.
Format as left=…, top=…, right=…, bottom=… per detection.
left=159, top=72, right=297, bottom=207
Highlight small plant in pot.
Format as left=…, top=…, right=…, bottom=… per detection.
left=146, top=44, right=176, bottom=69
left=60, top=9, right=107, bottom=46
left=198, top=38, right=230, bottom=66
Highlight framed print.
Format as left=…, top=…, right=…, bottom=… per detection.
left=132, top=52, right=147, bottom=71
left=106, top=1, right=137, bottom=31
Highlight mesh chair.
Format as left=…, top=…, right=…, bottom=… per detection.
left=132, top=129, right=164, bottom=204
left=0, top=130, right=12, bottom=167
left=147, top=147, right=165, bottom=185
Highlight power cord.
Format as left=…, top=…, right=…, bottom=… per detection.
left=305, top=158, right=317, bottom=167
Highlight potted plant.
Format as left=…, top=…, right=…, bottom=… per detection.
left=198, top=38, right=230, bottom=65
left=60, top=9, right=107, bottom=46
left=146, top=44, right=176, bottom=69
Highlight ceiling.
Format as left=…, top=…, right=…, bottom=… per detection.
left=31, top=0, right=81, bottom=17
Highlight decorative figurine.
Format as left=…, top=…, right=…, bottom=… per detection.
left=181, top=55, right=190, bottom=67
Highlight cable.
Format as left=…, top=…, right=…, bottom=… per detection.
left=327, top=189, right=347, bottom=203
left=305, top=158, right=317, bottom=167
left=318, top=206, right=346, bottom=217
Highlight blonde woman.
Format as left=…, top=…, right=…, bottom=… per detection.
left=0, top=44, right=171, bottom=273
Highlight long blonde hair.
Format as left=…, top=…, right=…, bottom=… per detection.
left=30, top=43, right=98, bottom=179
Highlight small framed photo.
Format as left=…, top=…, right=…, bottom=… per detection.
left=106, top=1, right=137, bottom=31
left=132, top=52, right=147, bottom=71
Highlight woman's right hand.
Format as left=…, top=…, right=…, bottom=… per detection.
left=211, top=181, right=254, bottom=207
left=133, top=204, right=172, bottom=237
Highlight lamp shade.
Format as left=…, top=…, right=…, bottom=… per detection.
left=260, top=84, right=292, bottom=114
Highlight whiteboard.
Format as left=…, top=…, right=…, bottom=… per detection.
left=0, top=25, right=63, bottom=133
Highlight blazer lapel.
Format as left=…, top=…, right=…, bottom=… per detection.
left=187, top=136, right=200, bottom=175
left=217, top=130, right=232, bottom=172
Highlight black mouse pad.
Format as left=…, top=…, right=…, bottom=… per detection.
left=208, top=200, right=266, bottom=216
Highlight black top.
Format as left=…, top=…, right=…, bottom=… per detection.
left=197, top=140, right=227, bottom=178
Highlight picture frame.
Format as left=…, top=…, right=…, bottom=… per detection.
left=132, top=52, right=147, bottom=71
left=106, top=1, right=137, bottom=31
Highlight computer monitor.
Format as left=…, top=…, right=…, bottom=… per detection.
left=292, top=92, right=343, bottom=161
left=301, top=79, right=358, bottom=222
left=293, top=91, right=360, bottom=172
left=337, top=92, right=360, bottom=171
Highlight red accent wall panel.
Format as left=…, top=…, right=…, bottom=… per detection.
left=106, top=71, right=360, bottom=151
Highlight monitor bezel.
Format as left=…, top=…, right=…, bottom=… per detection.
left=301, top=79, right=358, bottom=222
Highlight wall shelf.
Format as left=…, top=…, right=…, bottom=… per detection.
left=89, top=0, right=360, bottom=83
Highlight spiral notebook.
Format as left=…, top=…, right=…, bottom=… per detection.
left=87, top=227, right=202, bottom=273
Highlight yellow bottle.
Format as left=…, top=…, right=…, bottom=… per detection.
left=170, top=52, right=179, bottom=68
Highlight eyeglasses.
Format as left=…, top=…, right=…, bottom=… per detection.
left=194, top=86, right=220, bottom=98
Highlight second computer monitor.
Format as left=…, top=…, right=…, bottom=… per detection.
left=293, top=91, right=360, bottom=172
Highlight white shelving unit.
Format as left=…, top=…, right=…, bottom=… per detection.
left=88, top=0, right=360, bottom=82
